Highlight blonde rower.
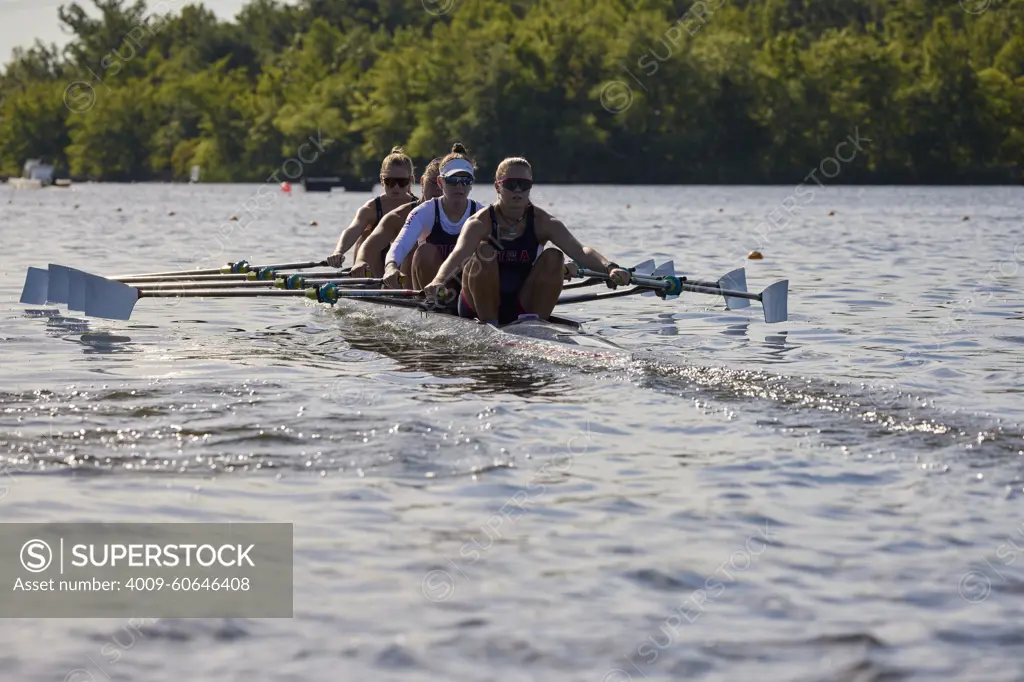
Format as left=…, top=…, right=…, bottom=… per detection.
left=326, top=147, right=418, bottom=268
left=423, top=156, right=630, bottom=325
left=349, top=157, right=444, bottom=278
left=382, top=143, right=481, bottom=290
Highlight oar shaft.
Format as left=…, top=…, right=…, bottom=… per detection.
left=117, top=269, right=347, bottom=283
left=678, top=283, right=761, bottom=301
left=120, top=273, right=265, bottom=283
left=138, top=289, right=305, bottom=299
left=113, top=260, right=328, bottom=279
left=135, top=287, right=424, bottom=300
left=134, top=278, right=381, bottom=290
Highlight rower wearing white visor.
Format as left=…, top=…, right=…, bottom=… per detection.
left=382, top=143, right=481, bottom=291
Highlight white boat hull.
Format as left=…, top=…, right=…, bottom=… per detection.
left=7, top=178, right=44, bottom=190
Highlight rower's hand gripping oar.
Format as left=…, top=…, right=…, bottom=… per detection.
left=569, top=266, right=788, bottom=323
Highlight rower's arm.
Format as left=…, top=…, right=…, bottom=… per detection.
left=356, top=212, right=401, bottom=264
left=333, top=205, right=376, bottom=256
left=540, top=217, right=615, bottom=273
left=385, top=204, right=430, bottom=268
left=430, top=217, right=489, bottom=286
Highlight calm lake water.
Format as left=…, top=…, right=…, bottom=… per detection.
left=1, top=182, right=1022, bottom=681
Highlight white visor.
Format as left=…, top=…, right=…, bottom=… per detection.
left=439, top=158, right=475, bottom=178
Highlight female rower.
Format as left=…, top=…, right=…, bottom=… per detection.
left=348, top=157, right=445, bottom=278
left=422, top=156, right=631, bottom=325
left=325, top=147, right=418, bottom=268
left=382, top=143, right=482, bottom=289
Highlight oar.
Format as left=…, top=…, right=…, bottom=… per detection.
left=80, top=272, right=443, bottom=321
left=115, top=269, right=347, bottom=283
left=133, top=277, right=382, bottom=290
left=111, top=259, right=330, bottom=279
left=562, top=261, right=749, bottom=309
left=571, top=267, right=788, bottom=323
left=563, top=259, right=656, bottom=290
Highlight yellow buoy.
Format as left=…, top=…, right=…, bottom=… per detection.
left=747, top=250, right=763, bottom=260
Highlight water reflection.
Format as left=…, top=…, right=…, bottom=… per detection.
left=330, top=320, right=577, bottom=399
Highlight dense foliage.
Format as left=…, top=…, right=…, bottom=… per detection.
left=1, top=0, right=1022, bottom=183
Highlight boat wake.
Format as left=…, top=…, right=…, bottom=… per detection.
left=5, top=300, right=1019, bottom=487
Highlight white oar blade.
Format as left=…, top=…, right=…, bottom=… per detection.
left=720, top=268, right=750, bottom=309
left=631, top=259, right=656, bottom=276
left=67, top=268, right=87, bottom=312
left=84, top=274, right=140, bottom=321
left=20, top=267, right=49, bottom=305
left=47, top=264, right=71, bottom=304
left=761, top=280, right=788, bottom=323
left=644, top=260, right=675, bottom=297
left=652, top=260, right=674, bottom=277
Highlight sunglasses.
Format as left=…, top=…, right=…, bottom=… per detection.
left=443, top=175, right=474, bottom=187
left=498, top=178, right=533, bottom=192
left=382, top=177, right=411, bottom=188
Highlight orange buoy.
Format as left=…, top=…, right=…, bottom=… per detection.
left=747, top=250, right=763, bottom=260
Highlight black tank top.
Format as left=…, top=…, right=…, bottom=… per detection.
left=374, top=194, right=419, bottom=226
left=488, top=205, right=539, bottom=292
left=426, top=199, right=478, bottom=251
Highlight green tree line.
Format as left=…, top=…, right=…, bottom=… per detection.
left=1, top=0, right=1022, bottom=184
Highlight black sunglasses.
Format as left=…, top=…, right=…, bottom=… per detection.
left=382, top=177, right=411, bottom=188
left=443, top=175, right=474, bottom=186
left=498, top=178, right=533, bottom=192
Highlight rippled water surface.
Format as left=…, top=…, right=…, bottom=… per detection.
left=1, top=183, right=1022, bottom=681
